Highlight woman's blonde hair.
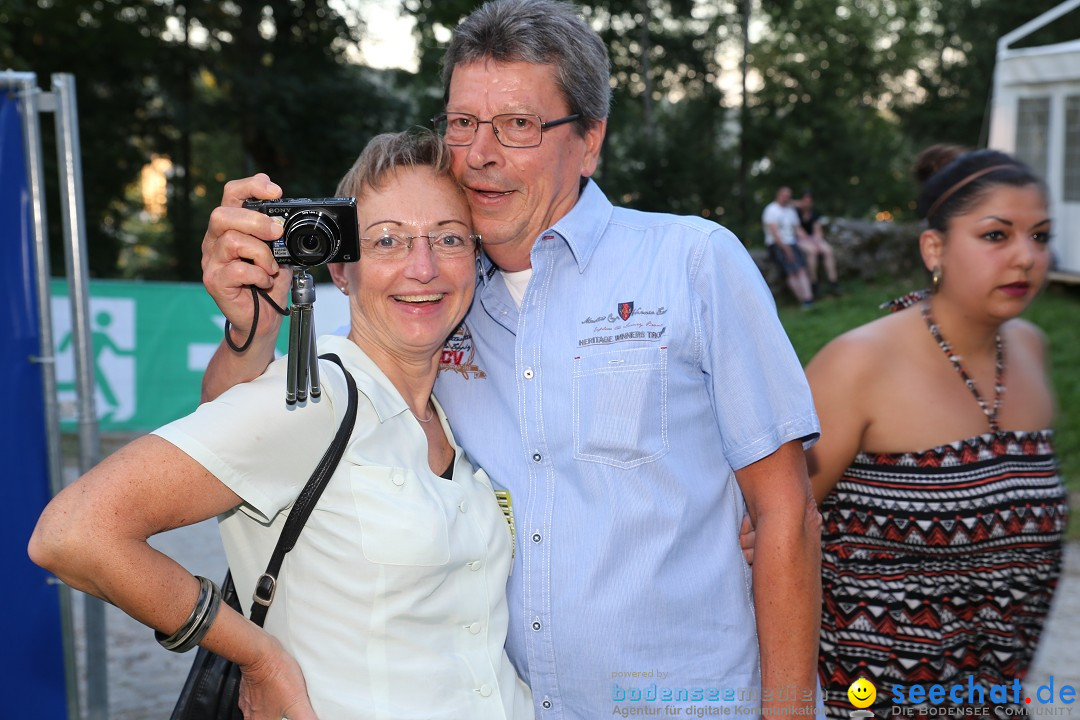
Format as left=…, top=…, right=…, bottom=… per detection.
left=335, top=129, right=454, bottom=200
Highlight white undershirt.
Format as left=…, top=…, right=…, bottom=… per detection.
left=500, top=268, right=533, bottom=309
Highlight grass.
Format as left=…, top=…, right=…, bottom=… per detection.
left=774, top=277, right=1080, bottom=512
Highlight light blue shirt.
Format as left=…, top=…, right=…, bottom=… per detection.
left=435, top=180, right=820, bottom=719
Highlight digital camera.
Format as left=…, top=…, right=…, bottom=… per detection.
left=243, top=197, right=359, bottom=267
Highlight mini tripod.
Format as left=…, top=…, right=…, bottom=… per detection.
left=285, top=269, right=321, bottom=405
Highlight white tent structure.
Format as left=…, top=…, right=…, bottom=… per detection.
left=988, top=0, right=1080, bottom=279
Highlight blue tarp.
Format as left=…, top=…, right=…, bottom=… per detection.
left=0, top=89, right=67, bottom=717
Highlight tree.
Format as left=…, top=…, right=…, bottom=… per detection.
left=3, top=1, right=177, bottom=277
left=5, top=0, right=414, bottom=280
left=749, top=0, right=1080, bottom=223
left=895, top=0, right=1080, bottom=151
left=746, top=0, right=924, bottom=222
left=591, top=1, right=743, bottom=226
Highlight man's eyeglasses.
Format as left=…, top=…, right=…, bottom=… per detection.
left=359, top=232, right=480, bottom=261
left=432, top=112, right=580, bottom=148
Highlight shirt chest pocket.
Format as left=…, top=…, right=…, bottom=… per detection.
left=350, top=466, right=451, bottom=566
left=572, top=346, right=669, bottom=469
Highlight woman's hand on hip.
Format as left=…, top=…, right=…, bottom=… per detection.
left=238, top=634, right=319, bottom=720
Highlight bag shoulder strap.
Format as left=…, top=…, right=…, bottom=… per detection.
left=248, top=352, right=357, bottom=626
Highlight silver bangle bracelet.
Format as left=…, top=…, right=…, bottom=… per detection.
left=155, top=576, right=223, bottom=653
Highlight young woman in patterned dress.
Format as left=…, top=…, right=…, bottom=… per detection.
left=807, top=145, right=1068, bottom=717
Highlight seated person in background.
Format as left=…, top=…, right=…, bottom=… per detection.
left=29, top=130, right=534, bottom=720
left=794, top=189, right=841, bottom=297
left=763, top=185, right=815, bottom=308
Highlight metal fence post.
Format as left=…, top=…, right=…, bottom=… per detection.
left=52, top=71, right=109, bottom=720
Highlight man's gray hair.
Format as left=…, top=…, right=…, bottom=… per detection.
left=441, top=0, right=611, bottom=131
left=335, top=130, right=453, bottom=199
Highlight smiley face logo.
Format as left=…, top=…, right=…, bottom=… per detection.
left=848, top=677, right=876, bottom=708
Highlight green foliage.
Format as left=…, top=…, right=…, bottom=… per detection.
left=5, top=0, right=413, bottom=280
left=402, top=0, right=484, bottom=124
left=3, top=0, right=176, bottom=277
left=746, top=0, right=1080, bottom=230
left=592, top=2, right=742, bottom=221
left=1026, top=283, right=1080, bottom=497
left=747, top=0, right=923, bottom=224
left=7, top=0, right=1080, bottom=280
left=151, top=0, right=415, bottom=279
left=895, top=0, right=1080, bottom=150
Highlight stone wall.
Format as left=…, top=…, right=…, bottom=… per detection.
left=751, top=218, right=926, bottom=296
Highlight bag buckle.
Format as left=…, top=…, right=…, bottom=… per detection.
left=253, top=573, right=277, bottom=607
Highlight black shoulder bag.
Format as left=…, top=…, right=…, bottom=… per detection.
left=169, top=353, right=358, bottom=720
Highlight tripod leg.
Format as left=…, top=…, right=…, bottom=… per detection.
left=285, top=269, right=320, bottom=405
left=308, top=314, right=321, bottom=399
left=286, top=305, right=302, bottom=405
left=296, top=305, right=312, bottom=403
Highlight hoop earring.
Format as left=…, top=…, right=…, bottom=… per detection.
left=931, top=265, right=943, bottom=294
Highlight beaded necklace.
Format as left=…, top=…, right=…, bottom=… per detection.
left=921, top=301, right=1004, bottom=433
left=413, top=404, right=435, bottom=423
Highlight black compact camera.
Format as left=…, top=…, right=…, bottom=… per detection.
left=243, top=197, right=359, bottom=267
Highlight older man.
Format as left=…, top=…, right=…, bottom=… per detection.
left=200, top=1, right=822, bottom=718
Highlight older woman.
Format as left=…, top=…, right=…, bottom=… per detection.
left=30, top=131, right=533, bottom=720
left=809, top=146, right=1067, bottom=716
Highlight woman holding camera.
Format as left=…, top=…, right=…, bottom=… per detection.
left=809, top=146, right=1067, bottom=716
left=30, top=131, right=533, bottom=720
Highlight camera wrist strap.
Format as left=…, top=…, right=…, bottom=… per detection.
left=223, top=285, right=289, bottom=353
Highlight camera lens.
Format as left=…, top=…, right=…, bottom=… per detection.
left=284, top=210, right=340, bottom=266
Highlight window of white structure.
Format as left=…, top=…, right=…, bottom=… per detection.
left=1015, top=96, right=1051, bottom=184
left=1065, top=95, right=1080, bottom=202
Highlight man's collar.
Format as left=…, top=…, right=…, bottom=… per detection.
left=477, top=179, right=612, bottom=284
left=552, top=179, right=611, bottom=271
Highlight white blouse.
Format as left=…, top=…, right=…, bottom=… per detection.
left=154, top=335, right=533, bottom=720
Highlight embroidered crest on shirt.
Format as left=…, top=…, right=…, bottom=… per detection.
left=439, top=322, right=487, bottom=379
left=577, top=304, right=667, bottom=347
left=494, top=490, right=516, bottom=566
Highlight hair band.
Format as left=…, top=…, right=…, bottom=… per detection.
left=925, top=164, right=1014, bottom=224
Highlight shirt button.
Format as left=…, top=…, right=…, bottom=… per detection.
left=467, top=560, right=482, bottom=571
left=523, top=368, right=534, bottom=379
left=532, top=533, right=542, bottom=543
left=392, top=473, right=405, bottom=486
left=532, top=619, right=542, bottom=631
left=532, top=453, right=542, bottom=463
left=458, top=501, right=467, bottom=513
left=479, top=684, right=493, bottom=697
left=467, top=622, right=482, bottom=635
left=542, top=699, right=552, bottom=709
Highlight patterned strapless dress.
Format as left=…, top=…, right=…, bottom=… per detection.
left=818, top=430, right=1068, bottom=719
